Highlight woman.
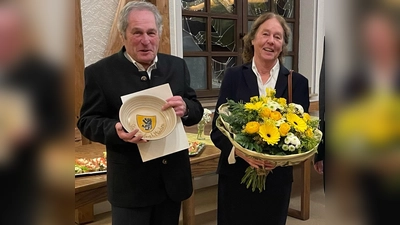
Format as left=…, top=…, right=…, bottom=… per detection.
left=211, top=12, right=309, bottom=225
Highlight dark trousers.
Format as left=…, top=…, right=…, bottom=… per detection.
left=217, top=172, right=292, bottom=225
left=111, top=198, right=181, bottom=225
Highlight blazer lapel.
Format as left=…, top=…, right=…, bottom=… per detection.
left=275, top=65, right=290, bottom=98
left=242, top=63, right=259, bottom=97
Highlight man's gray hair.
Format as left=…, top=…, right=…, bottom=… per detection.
left=118, top=1, right=163, bottom=39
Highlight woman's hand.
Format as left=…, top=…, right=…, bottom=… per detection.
left=235, top=148, right=276, bottom=169
left=313, top=160, right=323, bottom=174
left=115, top=122, right=148, bottom=144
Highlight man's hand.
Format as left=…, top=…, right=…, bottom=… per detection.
left=162, top=96, right=187, bottom=117
left=115, top=122, right=148, bottom=143
left=235, top=148, right=276, bottom=170
left=314, top=160, right=324, bottom=174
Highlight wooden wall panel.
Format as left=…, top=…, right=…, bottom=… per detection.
left=75, top=0, right=91, bottom=144
left=151, top=0, right=170, bottom=54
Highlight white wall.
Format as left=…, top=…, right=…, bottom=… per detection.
left=298, top=0, right=325, bottom=100
left=81, top=0, right=119, bottom=67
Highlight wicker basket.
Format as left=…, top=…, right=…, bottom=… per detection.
left=216, top=103, right=322, bottom=167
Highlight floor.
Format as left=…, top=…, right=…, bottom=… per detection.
left=86, top=167, right=325, bottom=225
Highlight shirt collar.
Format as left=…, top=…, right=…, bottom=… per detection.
left=251, top=58, right=280, bottom=80
left=124, top=51, right=158, bottom=72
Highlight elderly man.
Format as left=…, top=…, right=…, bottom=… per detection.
left=77, top=1, right=203, bottom=225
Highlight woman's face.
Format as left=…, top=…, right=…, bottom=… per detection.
left=252, top=17, right=284, bottom=64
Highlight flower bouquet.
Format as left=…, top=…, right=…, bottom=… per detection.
left=216, top=88, right=323, bottom=192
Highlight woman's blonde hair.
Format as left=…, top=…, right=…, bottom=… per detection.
left=242, top=12, right=291, bottom=64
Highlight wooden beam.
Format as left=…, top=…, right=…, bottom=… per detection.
left=75, top=0, right=84, bottom=126
left=75, top=0, right=90, bottom=145
left=152, top=0, right=170, bottom=54
left=104, top=0, right=130, bottom=57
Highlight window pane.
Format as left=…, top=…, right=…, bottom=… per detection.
left=248, top=20, right=254, bottom=32
left=287, top=23, right=293, bottom=52
left=184, top=57, right=207, bottom=90
left=210, top=0, right=235, bottom=14
left=182, top=0, right=205, bottom=12
left=183, top=17, right=207, bottom=51
left=212, top=56, right=236, bottom=88
left=248, top=0, right=269, bottom=16
left=211, top=19, right=236, bottom=52
left=282, top=56, right=293, bottom=70
left=273, top=0, right=294, bottom=18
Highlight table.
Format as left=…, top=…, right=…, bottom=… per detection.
left=75, top=137, right=312, bottom=224
left=75, top=143, right=108, bottom=224
left=74, top=139, right=220, bottom=225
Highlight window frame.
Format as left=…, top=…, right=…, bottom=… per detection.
left=181, top=0, right=300, bottom=99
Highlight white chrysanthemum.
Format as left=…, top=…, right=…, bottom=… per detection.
left=267, top=101, right=283, bottom=111
left=284, top=133, right=301, bottom=149
left=202, top=108, right=212, bottom=123
left=288, top=103, right=304, bottom=114
left=282, top=145, right=289, bottom=151
left=274, top=118, right=286, bottom=126
left=288, top=145, right=296, bottom=151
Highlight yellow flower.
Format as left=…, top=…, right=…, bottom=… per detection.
left=250, top=96, right=259, bottom=103
left=279, top=123, right=291, bottom=136
left=244, top=101, right=263, bottom=111
left=305, top=128, right=313, bottom=137
left=303, top=113, right=311, bottom=122
left=259, top=107, right=271, bottom=118
left=286, top=113, right=307, bottom=132
left=243, top=121, right=260, bottom=134
left=265, top=88, right=276, bottom=97
left=259, top=96, right=269, bottom=103
left=258, top=123, right=280, bottom=145
left=270, top=111, right=282, bottom=121
left=277, top=98, right=287, bottom=106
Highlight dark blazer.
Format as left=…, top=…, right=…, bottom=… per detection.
left=77, top=47, right=203, bottom=208
left=210, top=62, right=309, bottom=224
left=211, top=63, right=310, bottom=181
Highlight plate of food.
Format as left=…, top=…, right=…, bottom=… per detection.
left=75, top=152, right=107, bottom=176
left=188, top=141, right=206, bottom=156
left=119, top=95, right=177, bottom=140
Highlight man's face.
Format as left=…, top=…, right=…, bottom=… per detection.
left=122, top=10, right=160, bottom=69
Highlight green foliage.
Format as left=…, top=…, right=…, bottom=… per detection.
left=235, top=133, right=263, bottom=153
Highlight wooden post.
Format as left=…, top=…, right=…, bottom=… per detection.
left=75, top=0, right=90, bottom=144
left=75, top=204, right=95, bottom=224
left=288, top=158, right=311, bottom=220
